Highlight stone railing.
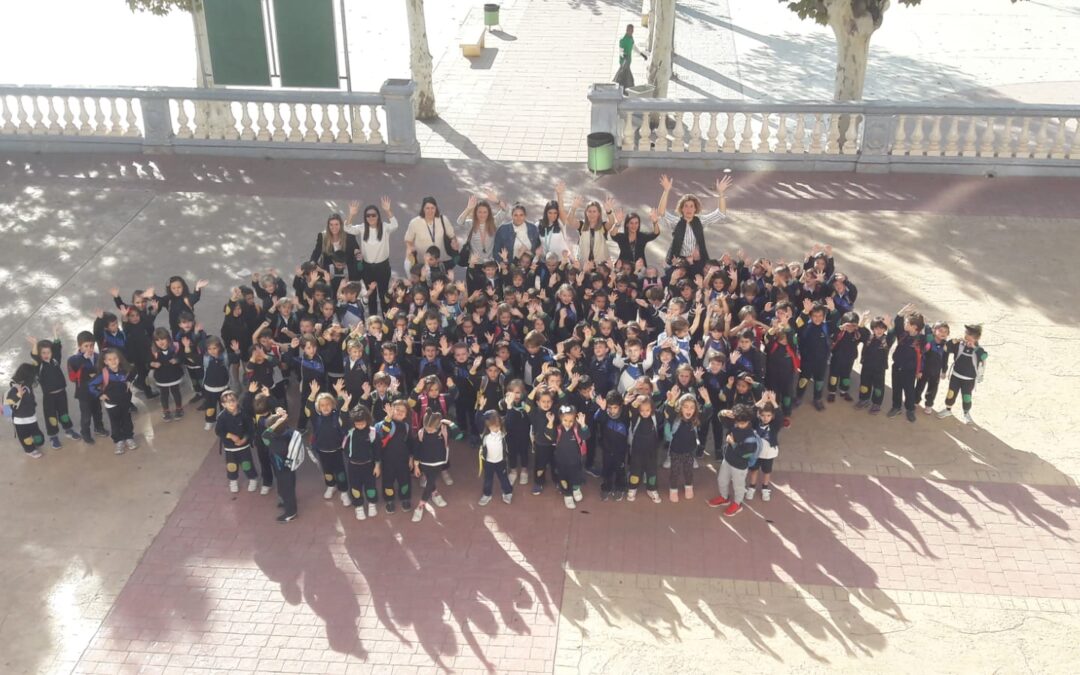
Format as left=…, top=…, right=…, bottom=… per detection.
left=589, top=83, right=1080, bottom=175
left=0, top=80, right=419, bottom=163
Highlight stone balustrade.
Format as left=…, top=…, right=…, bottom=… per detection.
left=589, top=83, right=1080, bottom=175
left=0, top=80, right=420, bottom=163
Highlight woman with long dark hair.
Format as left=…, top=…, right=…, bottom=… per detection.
left=347, top=197, right=398, bottom=315
left=611, top=208, right=661, bottom=267
left=404, top=196, right=458, bottom=267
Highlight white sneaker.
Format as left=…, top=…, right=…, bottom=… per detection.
left=962, top=412, right=974, bottom=425
left=507, top=470, right=518, bottom=485
left=745, top=486, right=756, bottom=501
left=572, top=487, right=583, bottom=503
left=367, top=503, right=378, bottom=518
left=228, top=480, right=239, bottom=493
left=952, top=408, right=967, bottom=423
left=125, top=438, right=138, bottom=450
left=761, top=487, right=772, bottom=502
left=247, top=479, right=258, bottom=492
left=478, top=495, right=493, bottom=507
left=114, top=442, right=126, bottom=455
left=936, top=408, right=953, bottom=419
left=518, top=469, right=529, bottom=485
left=648, top=490, right=661, bottom=503
left=563, top=495, right=576, bottom=509
left=260, top=485, right=271, bottom=496
left=431, top=492, right=447, bottom=508
left=204, top=422, right=214, bottom=431
left=923, top=406, right=934, bottom=415
left=323, top=486, right=335, bottom=500
left=669, top=489, right=679, bottom=503
left=339, top=490, right=351, bottom=506
left=355, top=506, right=366, bottom=521
left=412, top=506, right=424, bottom=522
left=662, top=454, right=671, bottom=469
left=501, top=492, right=513, bottom=505
left=626, top=489, right=637, bottom=502
left=28, top=450, right=44, bottom=459
left=441, top=470, right=454, bottom=486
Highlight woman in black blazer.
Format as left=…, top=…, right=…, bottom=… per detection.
left=311, top=212, right=363, bottom=281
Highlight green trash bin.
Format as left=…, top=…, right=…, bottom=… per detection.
left=587, top=132, right=615, bottom=172
left=484, top=4, right=500, bottom=27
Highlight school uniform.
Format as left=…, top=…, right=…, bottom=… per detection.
left=665, top=408, right=703, bottom=489
left=479, top=430, right=513, bottom=497
left=375, top=418, right=414, bottom=509
left=718, top=426, right=758, bottom=504
left=858, top=330, right=892, bottom=407
left=344, top=425, right=379, bottom=508
left=88, top=366, right=134, bottom=444
left=67, top=350, right=107, bottom=439
left=32, top=340, right=76, bottom=437
left=554, top=423, right=589, bottom=496
left=525, top=402, right=558, bottom=489
left=202, top=352, right=230, bottom=424
left=306, top=401, right=349, bottom=494
left=627, top=411, right=662, bottom=492
left=595, top=410, right=629, bottom=494
left=498, top=399, right=532, bottom=472
left=916, top=337, right=949, bottom=407
left=151, top=342, right=185, bottom=411
left=415, top=427, right=450, bottom=502
left=175, top=327, right=207, bottom=401
left=262, top=419, right=298, bottom=518
left=215, top=406, right=259, bottom=483
left=5, top=385, right=44, bottom=452
left=944, top=341, right=988, bottom=413
left=890, top=315, right=924, bottom=413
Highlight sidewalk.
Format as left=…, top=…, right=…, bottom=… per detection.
left=1, top=152, right=1079, bottom=674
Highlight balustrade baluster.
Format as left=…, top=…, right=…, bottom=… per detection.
left=368, top=106, right=383, bottom=144
left=671, top=112, right=685, bottom=152
left=705, top=112, right=719, bottom=153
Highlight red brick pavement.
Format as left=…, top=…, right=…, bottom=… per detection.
left=73, top=446, right=1080, bottom=675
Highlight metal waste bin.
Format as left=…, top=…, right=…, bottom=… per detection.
left=484, top=4, right=500, bottom=27
left=587, top=132, right=615, bottom=173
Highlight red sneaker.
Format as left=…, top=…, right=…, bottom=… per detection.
left=782, top=417, right=792, bottom=428
left=723, top=502, right=743, bottom=517
left=707, top=496, right=730, bottom=508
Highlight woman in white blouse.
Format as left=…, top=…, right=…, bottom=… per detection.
left=656, top=173, right=733, bottom=274
left=457, top=190, right=505, bottom=294
left=534, top=181, right=572, bottom=258
left=564, top=193, right=617, bottom=265
left=346, top=197, right=398, bottom=315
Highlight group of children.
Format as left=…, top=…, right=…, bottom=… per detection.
left=5, top=200, right=989, bottom=522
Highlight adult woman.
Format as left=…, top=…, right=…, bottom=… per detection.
left=535, top=182, right=572, bottom=258
left=457, top=190, right=505, bottom=294
left=492, top=204, right=540, bottom=265
left=565, top=194, right=616, bottom=264
left=310, top=212, right=362, bottom=279
left=610, top=208, right=661, bottom=267
left=346, top=197, right=398, bottom=315
left=656, top=173, right=733, bottom=274
left=404, top=196, right=457, bottom=267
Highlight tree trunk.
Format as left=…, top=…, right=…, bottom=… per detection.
left=826, top=0, right=886, bottom=102
left=647, top=0, right=675, bottom=98
left=405, top=0, right=437, bottom=120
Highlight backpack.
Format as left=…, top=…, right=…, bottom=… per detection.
left=556, top=424, right=587, bottom=456
left=286, top=430, right=307, bottom=471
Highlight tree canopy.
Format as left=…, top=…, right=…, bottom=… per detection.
left=781, top=0, right=1024, bottom=26
left=126, top=0, right=193, bottom=16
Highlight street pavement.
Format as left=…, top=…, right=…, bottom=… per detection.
left=0, top=152, right=1078, bottom=674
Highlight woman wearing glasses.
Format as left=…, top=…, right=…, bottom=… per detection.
left=346, top=197, right=399, bottom=315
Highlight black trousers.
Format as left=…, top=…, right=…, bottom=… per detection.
left=628, top=444, right=659, bottom=490
left=316, top=448, right=348, bottom=491
left=347, top=460, right=377, bottom=506
left=600, top=446, right=627, bottom=492
left=133, top=360, right=155, bottom=393
left=363, top=259, right=392, bottom=316
left=798, top=357, right=829, bottom=401
left=891, top=365, right=918, bottom=411
left=828, top=355, right=856, bottom=394
left=77, top=396, right=105, bottom=436
left=203, top=388, right=225, bottom=423
left=533, top=444, right=556, bottom=486
left=859, top=367, right=886, bottom=404
left=185, top=364, right=204, bottom=396
left=944, top=376, right=976, bottom=412
left=106, top=404, right=134, bottom=442
left=381, top=451, right=412, bottom=504
left=42, top=390, right=74, bottom=435
left=556, top=455, right=584, bottom=495
left=915, top=371, right=942, bottom=407
left=507, top=434, right=530, bottom=470
left=224, top=447, right=258, bottom=480
left=159, top=384, right=183, bottom=411
left=483, top=460, right=512, bottom=496
left=14, top=421, right=44, bottom=451
left=275, top=465, right=298, bottom=518
left=255, top=441, right=274, bottom=487
left=765, top=370, right=795, bottom=417
left=421, top=463, right=444, bottom=502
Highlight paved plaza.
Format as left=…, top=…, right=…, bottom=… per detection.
left=1, top=152, right=1079, bottom=674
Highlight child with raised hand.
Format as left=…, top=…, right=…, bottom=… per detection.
left=917, top=321, right=950, bottom=414
left=708, top=403, right=759, bottom=517
left=596, top=391, right=630, bottom=501
left=215, top=390, right=260, bottom=493
left=376, top=398, right=415, bottom=514
left=6, top=364, right=45, bottom=457
left=67, top=331, right=109, bottom=444
left=201, top=336, right=230, bottom=431
left=149, top=328, right=185, bottom=422
left=88, top=348, right=137, bottom=455
left=939, top=324, right=988, bottom=425
left=554, top=405, right=590, bottom=510
left=626, top=393, right=663, bottom=503
left=149, top=276, right=209, bottom=334
left=305, top=379, right=352, bottom=507
left=28, top=325, right=81, bottom=447
left=795, top=299, right=832, bottom=412
left=175, top=312, right=207, bottom=406
left=411, top=411, right=452, bottom=522
left=746, top=392, right=783, bottom=502
left=664, top=390, right=708, bottom=502
left=497, top=381, right=532, bottom=486
left=828, top=311, right=862, bottom=403
left=344, top=403, right=380, bottom=521
left=258, top=400, right=299, bottom=522
left=478, top=410, right=514, bottom=506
